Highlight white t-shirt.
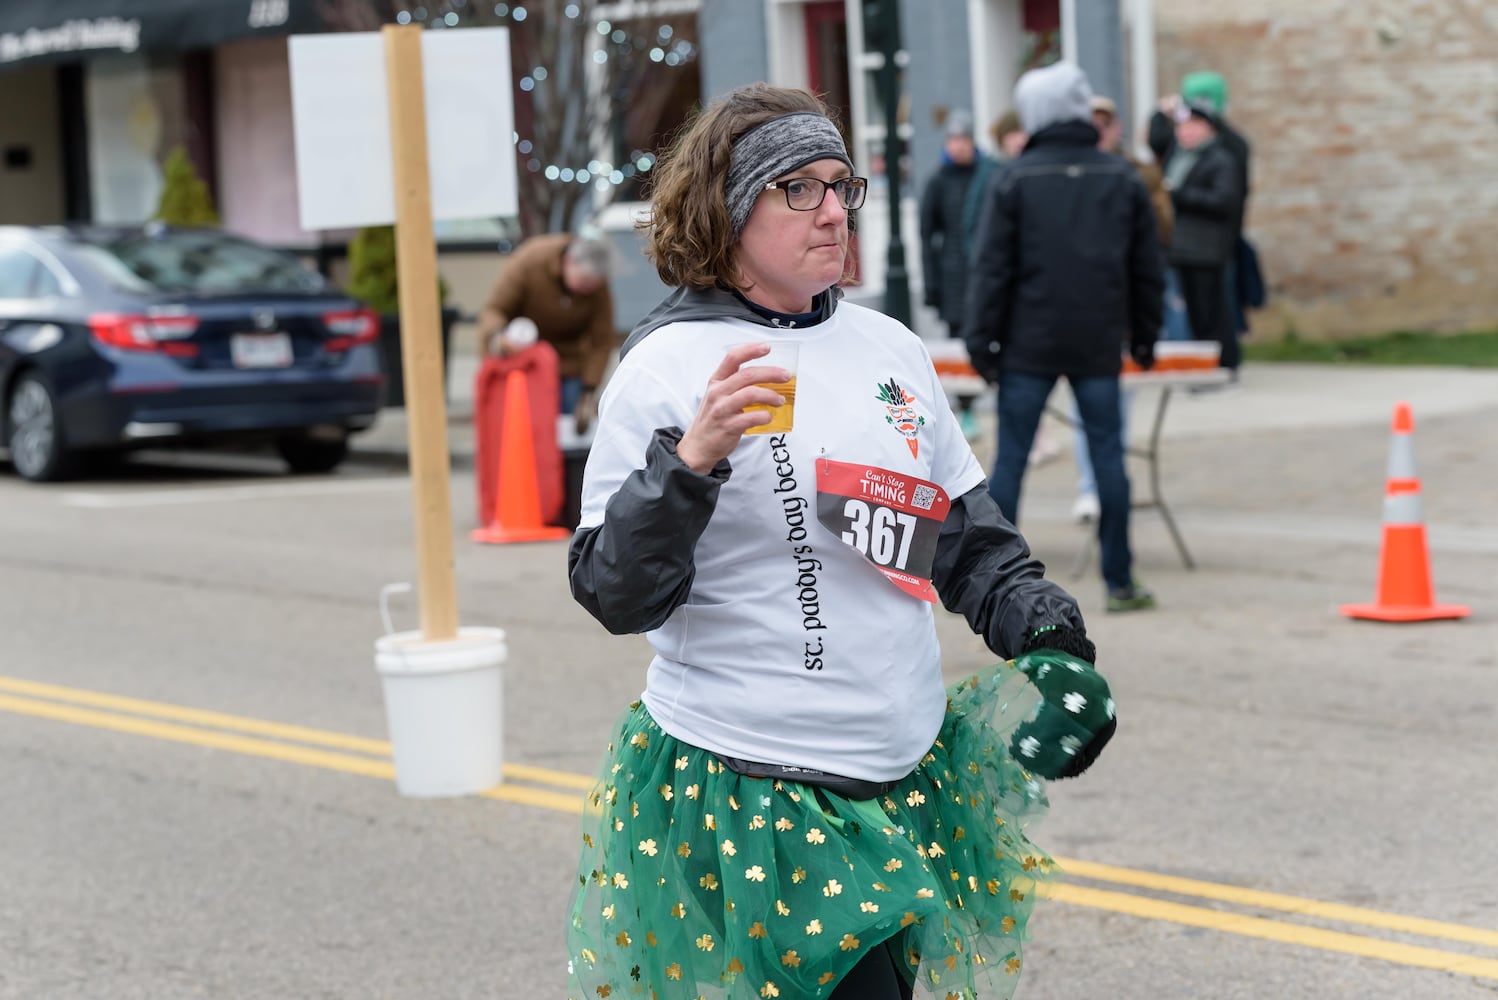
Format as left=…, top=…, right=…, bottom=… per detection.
left=579, top=303, right=986, bottom=781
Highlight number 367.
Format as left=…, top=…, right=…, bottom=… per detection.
left=840, top=500, right=917, bottom=568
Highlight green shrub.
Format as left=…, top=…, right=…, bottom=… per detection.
left=346, top=225, right=448, bottom=315
left=154, top=147, right=219, bottom=226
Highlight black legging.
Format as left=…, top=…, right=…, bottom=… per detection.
left=829, top=939, right=913, bottom=1000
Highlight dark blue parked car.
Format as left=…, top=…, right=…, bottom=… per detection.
left=0, top=225, right=385, bottom=481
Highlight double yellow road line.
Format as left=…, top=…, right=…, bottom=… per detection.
left=4, top=674, right=1497, bottom=983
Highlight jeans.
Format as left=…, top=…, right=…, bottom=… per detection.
left=560, top=376, right=585, bottom=415
left=1162, top=267, right=1193, bottom=342
left=990, top=371, right=1134, bottom=591
left=1072, top=387, right=1133, bottom=498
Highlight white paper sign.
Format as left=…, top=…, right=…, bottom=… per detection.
left=289, top=27, right=517, bottom=230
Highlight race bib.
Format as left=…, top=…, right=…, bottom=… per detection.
left=816, top=458, right=950, bottom=602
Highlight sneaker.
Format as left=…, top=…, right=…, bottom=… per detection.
left=1071, top=492, right=1100, bottom=524
left=1106, top=582, right=1157, bottom=613
left=958, top=408, right=981, bottom=443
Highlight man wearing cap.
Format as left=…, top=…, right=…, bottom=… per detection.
left=1161, top=102, right=1244, bottom=375
left=919, top=109, right=997, bottom=440
left=963, top=62, right=1164, bottom=612
left=478, top=229, right=616, bottom=431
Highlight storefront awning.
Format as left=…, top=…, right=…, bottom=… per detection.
left=0, top=0, right=328, bottom=70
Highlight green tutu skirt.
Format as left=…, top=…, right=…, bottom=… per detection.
left=566, top=658, right=1070, bottom=1000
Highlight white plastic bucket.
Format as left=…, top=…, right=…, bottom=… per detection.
left=374, top=627, right=507, bottom=797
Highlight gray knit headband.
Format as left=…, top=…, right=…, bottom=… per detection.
left=725, top=112, right=853, bottom=237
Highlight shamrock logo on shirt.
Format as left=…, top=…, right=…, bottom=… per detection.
left=876, top=378, right=926, bottom=458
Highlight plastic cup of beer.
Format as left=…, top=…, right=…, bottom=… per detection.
left=735, top=342, right=798, bottom=435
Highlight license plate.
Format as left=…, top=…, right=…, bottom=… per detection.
left=231, top=332, right=293, bottom=369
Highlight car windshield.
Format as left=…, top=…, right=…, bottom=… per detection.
left=83, top=231, right=329, bottom=295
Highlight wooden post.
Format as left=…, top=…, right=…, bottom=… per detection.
left=382, top=24, right=459, bottom=642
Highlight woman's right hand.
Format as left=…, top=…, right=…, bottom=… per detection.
left=674, top=343, right=790, bottom=474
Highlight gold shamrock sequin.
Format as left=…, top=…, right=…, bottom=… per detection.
left=596, top=986, right=611, bottom=998
left=775, top=900, right=791, bottom=916
left=916, top=888, right=936, bottom=899
left=637, top=839, right=657, bottom=857
left=728, top=795, right=740, bottom=811
left=613, top=818, right=624, bottom=832
left=818, top=972, right=836, bottom=985
left=760, top=981, right=780, bottom=998
left=791, top=867, right=807, bottom=884
left=611, top=873, right=629, bottom=889
left=727, top=958, right=745, bottom=975
left=677, top=842, right=692, bottom=859
left=884, top=858, right=903, bottom=872
left=685, top=784, right=700, bottom=800
left=675, top=755, right=689, bottom=770
left=658, top=784, right=673, bottom=802
left=721, top=840, right=737, bottom=857
left=749, top=815, right=766, bottom=830
left=839, top=934, right=860, bottom=952
left=906, top=790, right=926, bottom=807
left=928, top=843, right=946, bottom=858
left=1006, top=957, right=1022, bottom=974
left=582, top=833, right=594, bottom=848
left=629, top=733, right=648, bottom=749
left=602, top=905, right=615, bottom=920
left=745, top=865, right=767, bottom=882
left=900, top=912, right=918, bottom=928
left=670, top=902, right=687, bottom=919
left=1010, top=889, right=1026, bottom=902
left=704, top=814, right=716, bottom=831
left=860, top=901, right=880, bottom=913
left=822, top=879, right=843, bottom=898
left=1000, top=916, right=1016, bottom=933
left=695, top=933, right=714, bottom=952
left=780, top=950, right=801, bottom=968
left=665, top=963, right=682, bottom=980
left=748, top=921, right=767, bottom=939
left=805, top=919, right=823, bottom=935
left=646, top=931, right=658, bottom=947
left=699, top=873, right=719, bottom=891
left=775, top=818, right=795, bottom=832
left=1022, top=856, right=1039, bottom=871
left=615, top=931, right=630, bottom=947
left=805, top=828, right=827, bottom=845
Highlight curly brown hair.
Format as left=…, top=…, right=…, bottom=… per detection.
left=639, top=83, right=852, bottom=291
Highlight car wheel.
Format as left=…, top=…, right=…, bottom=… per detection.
left=276, top=432, right=350, bottom=474
left=7, top=372, right=76, bottom=482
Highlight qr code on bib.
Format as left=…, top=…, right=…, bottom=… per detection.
left=911, top=484, right=938, bottom=510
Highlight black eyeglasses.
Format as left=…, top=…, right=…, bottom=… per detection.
left=762, top=176, right=868, bottom=212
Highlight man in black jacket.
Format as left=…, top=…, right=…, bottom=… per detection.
left=963, top=61, right=1164, bottom=612
left=1161, top=103, right=1245, bottom=373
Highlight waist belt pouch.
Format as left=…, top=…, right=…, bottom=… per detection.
left=715, top=754, right=899, bottom=801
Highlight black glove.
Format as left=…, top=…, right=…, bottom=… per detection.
left=969, top=339, right=1002, bottom=385
left=1130, top=342, right=1155, bottom=371
left=1021, top=624, right=1096, bottom=664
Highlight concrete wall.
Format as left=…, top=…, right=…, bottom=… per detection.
left=1154, top=0, right=1498, bottom=338
left=0, top=67, right=65, bottom=225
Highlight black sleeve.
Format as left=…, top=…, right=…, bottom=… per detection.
left=961, top=174, right=1015, bottom=383
left=918, top=176, right=944, bottom=307
left=1128, top=178, right=1165, bottom=355
left=568, top=427, right=730, bottom=635
left=931, top=483, right=1089, bottom=659
left=1147, top=110, right=1176, bottom=166
left=1172, top=154, right=1241, bottom=220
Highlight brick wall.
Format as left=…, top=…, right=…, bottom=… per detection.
left=1153, top=0, right=1498, bottom=338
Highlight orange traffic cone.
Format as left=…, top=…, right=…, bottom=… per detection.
left=1340, top=402, right=1469, bottom=622
left=471, top=369, right=571, bottom=545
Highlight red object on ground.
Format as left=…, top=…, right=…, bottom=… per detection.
left=473, top=343, right=566, bottom=538
left=1340, top=402, right=1470, bottom=622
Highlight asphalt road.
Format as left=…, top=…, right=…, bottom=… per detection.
left=3, top=362, right=1497, bottom=999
